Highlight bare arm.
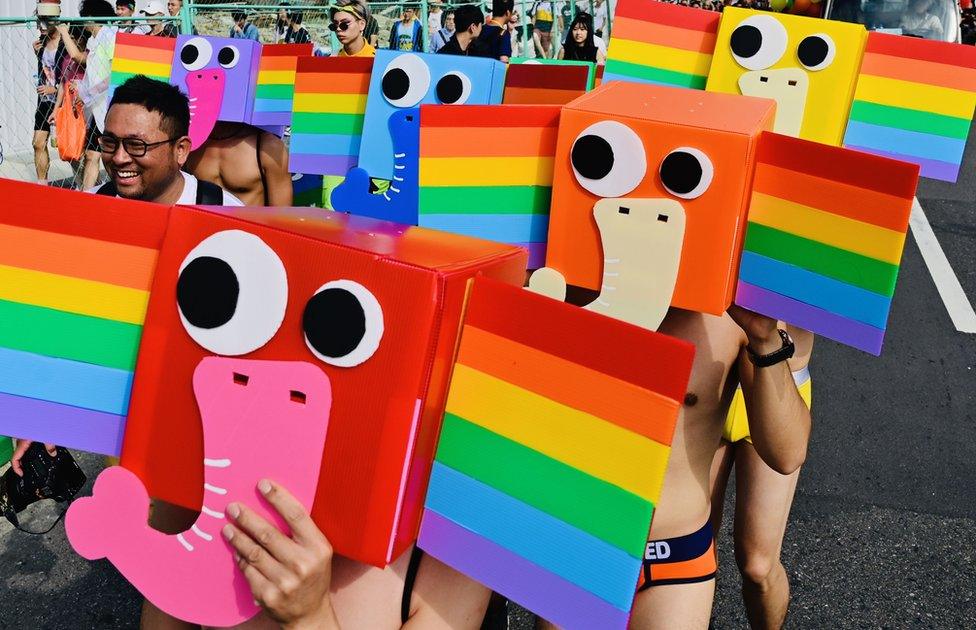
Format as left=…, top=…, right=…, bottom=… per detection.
left=732, top=309, right=813, bottom=475
left=403, top=554, right=491, bottom=629
left=259, top=132, right=294, bottom=207
left=57, top=25, right=88, bottom=64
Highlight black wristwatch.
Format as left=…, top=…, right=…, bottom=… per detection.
left=746, top=329, right=795, bottom=368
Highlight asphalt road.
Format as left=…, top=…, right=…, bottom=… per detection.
left=1, top=177, right=974, bottom=629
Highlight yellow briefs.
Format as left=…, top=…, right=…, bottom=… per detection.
left=723, top=366, right=812, bottom=444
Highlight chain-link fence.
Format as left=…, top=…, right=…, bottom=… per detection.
left=0, top=0, right=614, bottom=187
left=0, top=14, right=181, bottom=187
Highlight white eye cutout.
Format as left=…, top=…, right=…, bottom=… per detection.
left=797, top=33, right=836, bottom=71
left=180, top=37, right=213, bottom=72
left=659, top=148, right=714, bottom=200
left=570, top=120, right=647, bottom=198
left=303, top=280, right=384, bottom=368
left=177, top=230, right=288, bottom=356
left=381, top=54, right=431, bottom=108
left=436, top=71, right=472, bottom=105
left=217, top=45, right=241, bottom=69
left=729, top=15, right=788, bottom=71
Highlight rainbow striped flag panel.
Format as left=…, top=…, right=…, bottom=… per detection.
left=289, top=56, right=374, bottom=176
left=251, top=43, right=313, bottom=127
left=0, top=181, right=167, bottom=455
left=604, top=0, right=718, bottom=89
left=418, top=105, right=560, bottom=269
left=736, top=132, right=919, bottom=355
left=109, top=33, right=176, bottom=93
left=503, top=62, right=594, bottom=105
left=418, top=277, right=695, bottom=630
left=844, top=32, right=976, bottom=183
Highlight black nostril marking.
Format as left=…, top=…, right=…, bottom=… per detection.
left=788, top=80, right=797, bottom=86
left=658, top=214, right=669, bottom=222
left=233, top=372, right=249, bottom=386
left=618, top=207, right=630, bottom=215
left=197, top=73, right=202, bottom=78
left=406, top=115, right=414, bottom=122
left=290, top=390, right=307, bottom=405
left=760, top=76, right=768, bottom=83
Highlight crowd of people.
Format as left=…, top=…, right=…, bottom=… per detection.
left=30, top=0, right=611, bottom=191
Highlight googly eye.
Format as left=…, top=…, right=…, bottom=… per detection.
left=570, top=120, right=647, bottom=198
left=381, top=54, right=431, bottom=108
left=436, top=71, right=472, bottom=105
left=303, top=280, right=384, bottom=368
left=729, top=15, right=788, bottom=71
left=217, top=45, right=240, bottom=70
left=180, top=37, right=213, bottom=72
left=660, top=148, right=714, bottom=200
left=797, top=33, right=835, bottom=71
left=177, top=230, right=288, bottom=356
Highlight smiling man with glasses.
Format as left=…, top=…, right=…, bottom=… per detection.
left=330, top=0, right=375, bottom=57
left=90, top=75, right=243, bottom=206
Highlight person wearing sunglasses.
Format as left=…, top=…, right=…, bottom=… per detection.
left=330, top=0, right=375, bottom=57
left=89, top=75, right=242, bottom=206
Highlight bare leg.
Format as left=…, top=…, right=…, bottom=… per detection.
left=708, top=440, right=735, bottom=541
left=732, top=442, right=800, bottom=630
left=33, top=130, right=50, bottom=181
left=630, top=579, right=715, bottom=630
left=82, top=149, right=102, bottom=190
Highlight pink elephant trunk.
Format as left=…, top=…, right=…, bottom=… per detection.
left=185, top=69, right=226, bottom=149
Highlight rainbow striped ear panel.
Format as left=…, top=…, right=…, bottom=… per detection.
left=504, top=61, right=595, bottom=104
left=418, top=105, right=559, bottom=269
left=0, top=180, right=168, bottom=455
left=736, top=132, right=919, bottom=355
left=251, top=43, right=313, bottom=127
left=604, top=0, right=718, bottom=89
left=110, top=33, right=176, bottom=88
left=289, top=56, right=373, bottom=176
left=845, top=32, right=976, bottom=183
left=418, top=277, right=694, bottom=629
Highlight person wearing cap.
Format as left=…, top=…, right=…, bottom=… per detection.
left=115, top=0, right=150, bottom=34
left=330, top=0, right=375, bottom=57
left=142, top=1, right=174, bottom=37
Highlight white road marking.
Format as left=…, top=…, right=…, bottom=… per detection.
left=910, top=198, right=976, bottom=333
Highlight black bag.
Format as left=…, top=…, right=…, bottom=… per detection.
left=0, top=443, right=86, bottom=534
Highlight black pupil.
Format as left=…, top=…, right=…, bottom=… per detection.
left=218, top=47, right=236, bottom=66
left=661, top=152, right=703, bottom=195
left=303, top=288, right=366, bottom=359
left=436, top=74, right=464, bottom=104
left=797, top=36, right=829, bottom=68
left=382, top=68, right=410, bottom=101
left=730, top=25, right=762, bottom=59
left=572, top=134, right=614, bottom=180
left=180, top=44, right=200, bottom=66
left=177, top=256, right=239, bottom=330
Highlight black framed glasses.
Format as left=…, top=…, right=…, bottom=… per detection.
left=97, top=134, right=178, bottom=157
left=329, top=19, right=356, bottom=32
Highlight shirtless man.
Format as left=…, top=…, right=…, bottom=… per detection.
left=627, top=309, right=812, bottom=629
left=709, top=329, right=813, bottom=630
left=184, top=122, right=293, bottom=207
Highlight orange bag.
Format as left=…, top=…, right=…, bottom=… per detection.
left=55, top=83, right=86, bottom=161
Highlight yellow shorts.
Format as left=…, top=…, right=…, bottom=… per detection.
left=722, top=367, right=812, bottom=444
